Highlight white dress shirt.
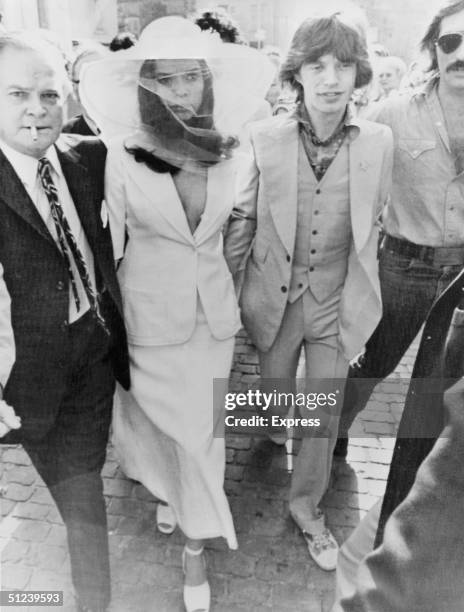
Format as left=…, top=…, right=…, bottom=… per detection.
left=0, top=140, right=96, bottom=323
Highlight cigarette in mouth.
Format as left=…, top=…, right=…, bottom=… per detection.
left=30, top=125, right=38, bottom=141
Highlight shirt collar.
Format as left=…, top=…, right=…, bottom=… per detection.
left=412, top=73, right=440, bottom=100
left=293, top=102, right=360, bottom=141
left=0, top=141, right=62, bottom=190
left=43, top=145, right=62, bottom=177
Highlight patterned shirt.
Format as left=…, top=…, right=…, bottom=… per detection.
left=372, top=76, right=464, bottom=247
left=294, top=103, right=360, bottom=181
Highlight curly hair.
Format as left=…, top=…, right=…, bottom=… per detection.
left=280, top=13, right=372, bottom=102
left=109, top=32, right=137, bottom=52
left=194, top=9, right=244, bottom=44
left=421, top=0, right=464, bottom=72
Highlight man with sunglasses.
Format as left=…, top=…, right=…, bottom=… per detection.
left=335, top=0, right=464, bottom=457
left=331, top=2, right=464, bottom=610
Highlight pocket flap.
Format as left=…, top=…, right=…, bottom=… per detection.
left=398, top=139, right=436, bottom=159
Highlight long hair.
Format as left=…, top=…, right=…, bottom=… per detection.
left=125, top=58, right=235, bottom=174
left=280, top=13, right=372, bottom=102
left=421, top=0, right=464, bottom=72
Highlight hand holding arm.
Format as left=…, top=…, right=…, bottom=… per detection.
left=0, top=262, right=14, bottom=397
left=223, top=150, right=259, bottom=276
left=104, top=142, right=128, bottom=264
left=0, top=399, right=21, bottom=437
left=0, top=262, right=19, bottom=437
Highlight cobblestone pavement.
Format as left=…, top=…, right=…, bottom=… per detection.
left=0, top=340, right=419, bottom=612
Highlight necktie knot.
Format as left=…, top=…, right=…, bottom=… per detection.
left=37, top=157, right=58, bottom=203
left=38, top=156, right=52, bottom=178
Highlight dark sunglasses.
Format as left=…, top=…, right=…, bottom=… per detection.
left=436, top=32, right=464, bottom=54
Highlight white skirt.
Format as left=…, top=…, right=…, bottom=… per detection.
left=112, top=306, right=237, bottom=548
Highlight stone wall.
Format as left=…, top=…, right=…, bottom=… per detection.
left=117, top=0, right=189, bottom=35
left=230, top=329, right=260, bottom=393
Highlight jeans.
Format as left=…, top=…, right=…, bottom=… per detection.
left=338, top=242, right=463, bottom=438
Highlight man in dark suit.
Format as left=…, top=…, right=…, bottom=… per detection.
left=0, top=33, right=129, bottom=612
left=62, top=43, right=107, bottom=137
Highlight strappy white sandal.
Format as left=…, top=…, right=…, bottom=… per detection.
left=182, top=545, right=210, bottom=612
left=156, top=503, right=176, bottom=535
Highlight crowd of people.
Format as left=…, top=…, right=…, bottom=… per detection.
left=0, top=2, right=464, bottom=611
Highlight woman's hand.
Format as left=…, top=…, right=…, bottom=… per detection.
left=0, top=399, right=21, bottom=437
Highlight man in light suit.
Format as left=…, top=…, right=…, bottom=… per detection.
left=224, top=11, right=393, bottom=571
left=0, top=34, right=129, bottom=612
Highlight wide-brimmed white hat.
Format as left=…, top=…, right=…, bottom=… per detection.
left=80, top=16, right=274, bottom=145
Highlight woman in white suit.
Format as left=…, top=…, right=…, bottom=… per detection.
left=80, top=17, right=274, bottom=612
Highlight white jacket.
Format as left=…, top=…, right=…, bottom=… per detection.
left=105, top=142, right=241, bottom=346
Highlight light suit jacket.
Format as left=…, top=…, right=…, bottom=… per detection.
left=105, top=142, right=242, bottom=346
left=224, top=113, right=393, bottom=359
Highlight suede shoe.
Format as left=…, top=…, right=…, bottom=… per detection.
left=291, top=510, right=339, bottom=571
left=302, top=526, right=339, bottom=571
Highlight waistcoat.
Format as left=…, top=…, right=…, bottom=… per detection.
left=288, top=137, right=352, bottom=304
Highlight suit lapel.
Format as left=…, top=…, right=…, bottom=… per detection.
left=194, top=159, right=237, bottom=245
left=56, top=142, right=99, bottom=249
left=349, top=132, right=377, bottom=252
left=0, top=149, right=55, bottom=245
left=261, top=119, right=298, bottom=255
left=127, top=158, right=195, bottom=244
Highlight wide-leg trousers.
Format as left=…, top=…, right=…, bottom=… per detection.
left=259, top=288, right=349, bottom=527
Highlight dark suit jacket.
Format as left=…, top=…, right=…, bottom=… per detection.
left=0, top=135, right=130, bottom=442
left=340, top=267, right=464, bottom=611
left=62, top=114, right=96, bottom=137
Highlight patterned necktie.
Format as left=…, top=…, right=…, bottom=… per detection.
left=37, top=157, right=109, bottom=334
